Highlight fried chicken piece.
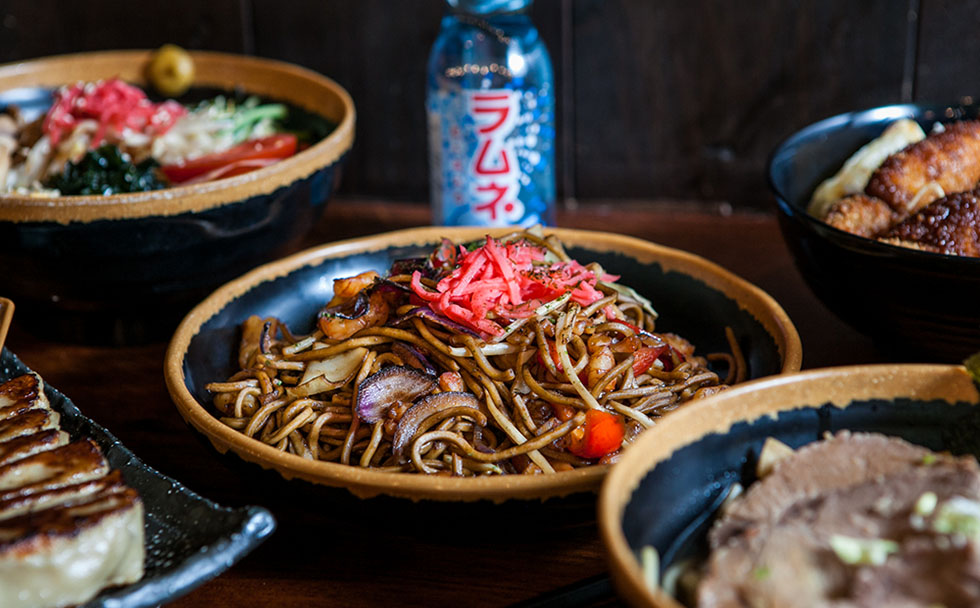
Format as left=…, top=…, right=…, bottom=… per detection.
left=879, top=189, right=980, bottom=257
left=823, top=194, right=896, bottom=237
left=866, top=120, right=980, bottom=215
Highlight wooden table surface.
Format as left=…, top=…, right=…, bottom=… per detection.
left=5, top=199, right=888, bottom=607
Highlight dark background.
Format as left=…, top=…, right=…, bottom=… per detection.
left=1, top=0, right=976, bottom=211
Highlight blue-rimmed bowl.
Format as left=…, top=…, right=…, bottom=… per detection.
left=768, top=103, right=980, bottom=361
left=0, top=50, right=355, bottom=344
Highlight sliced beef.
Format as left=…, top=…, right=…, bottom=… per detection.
left=698, top=432, right=980, bottom=608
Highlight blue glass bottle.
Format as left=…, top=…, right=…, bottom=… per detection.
left=427, top=0, right=556, bottom=227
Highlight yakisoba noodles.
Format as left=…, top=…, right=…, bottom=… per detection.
left=206, top=229, right=744, bottom=476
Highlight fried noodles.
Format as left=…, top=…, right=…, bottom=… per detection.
left=206, top=230, right=740, bottom=476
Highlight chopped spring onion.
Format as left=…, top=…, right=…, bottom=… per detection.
left=829, top=534, right=899, bottom=566
left=933, top=496, right=980, bottom=538
left=640, top=545, right=660, bottom=590
left=915, top=491, right=939, bottom=517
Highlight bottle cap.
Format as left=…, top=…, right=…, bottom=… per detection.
left=447, top=0, right=532, bottom=14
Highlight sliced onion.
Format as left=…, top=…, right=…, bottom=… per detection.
left=287, top=347, right=367, bottom=399
left=391, top=392, right=482, bottom=462
left=355, top=366, right=437, bottom=423
left=390, top=341, right=437, bottom=376
left=388, top=306, right=481, bottom=338
left=319, top=290, right=371, bottom=321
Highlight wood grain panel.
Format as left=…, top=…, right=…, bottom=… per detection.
left=571, top=0, right=912, bottom=206
left=251, top=0, right=442, bottom=201
left=0, top=0, right=247, bottom=61
left=916, top=0, right=980, bottom=103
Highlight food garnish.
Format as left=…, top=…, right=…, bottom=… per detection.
left=829, top=534, right=899, bottom=566
left=965, top=351, right=980, bottom=385
left=147, top=44, right=195, bottom=97
left=409, top=235, right=611, bottom=338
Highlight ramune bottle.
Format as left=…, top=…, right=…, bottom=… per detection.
left=427, top=0, right=556, bottom=227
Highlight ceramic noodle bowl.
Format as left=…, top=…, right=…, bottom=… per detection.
left=165, top=226, right=802, bottom=501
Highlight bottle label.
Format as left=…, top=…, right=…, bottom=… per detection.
left=429, top=86, right=554, bottom=227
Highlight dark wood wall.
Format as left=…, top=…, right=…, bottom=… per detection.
left=2, top=0, right=978, bottom=210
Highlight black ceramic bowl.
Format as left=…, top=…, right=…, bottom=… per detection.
left=0, top=51, right=355, bottom=344
left=598, top=364, right=980, bottom=607
left=769, top=103, right=980, bottom=361
left=165, top=227, right=802, bottom=502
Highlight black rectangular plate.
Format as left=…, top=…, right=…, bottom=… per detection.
left=0, top=348, right=276, bottom=608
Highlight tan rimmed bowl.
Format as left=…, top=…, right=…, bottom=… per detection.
left=598, top=364, right=980, bottom=607
left=165, top=226, right=801, bottom=502
left=0, top=50, right=355, bottom=344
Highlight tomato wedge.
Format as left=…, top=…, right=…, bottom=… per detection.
left=161, top=134, right=298, bottom=184
left=567, top=409, right=625, bottom=459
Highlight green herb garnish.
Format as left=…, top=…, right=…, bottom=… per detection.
left=965, top=351, right=980, bottom=385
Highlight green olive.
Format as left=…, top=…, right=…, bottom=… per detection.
left=147, top=44, right=195, bottom=97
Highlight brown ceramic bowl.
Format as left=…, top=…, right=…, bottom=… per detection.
left=0, top=50, right=355, bottom=344
left=599, top=364, right=980, bottom=607
left=164, top=226, right=802, bottom=502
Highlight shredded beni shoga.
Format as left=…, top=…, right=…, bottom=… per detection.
left=207, top=229, right=743, bottom=475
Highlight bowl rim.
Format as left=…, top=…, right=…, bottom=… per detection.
left=766, top=101, right=980, bottom=266
left=598, top=363, right=980, bottom=608
left=163, top=226, right=803, bottom=502
left=0, top=49, right=355, bottom=224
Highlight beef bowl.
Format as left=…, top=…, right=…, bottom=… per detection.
left=598, top=364, right=980, bottom=607
left=0, top=50, right=354, bottom=344
left=768, top=103, right=980, bottom=361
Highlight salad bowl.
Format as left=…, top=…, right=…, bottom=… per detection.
left=0, top=50, right=355, bottom=344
